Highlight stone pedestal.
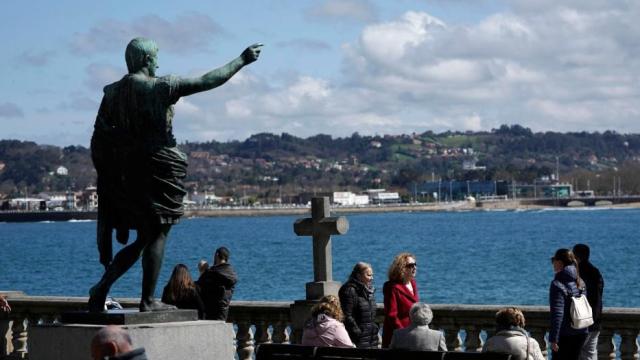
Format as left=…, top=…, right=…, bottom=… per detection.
left=61, top=309, right=197, bottom=325
left=305, top=281, right=341, bottom=301
left=28, top=320, right=235, bottom=360
left=289, top=300, right=317, bottom=345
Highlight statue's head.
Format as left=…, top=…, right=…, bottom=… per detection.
left=125, top=37, right=159, bottom=75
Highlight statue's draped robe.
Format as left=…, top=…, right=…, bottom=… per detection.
left=91, top=74, right=187, bottom=267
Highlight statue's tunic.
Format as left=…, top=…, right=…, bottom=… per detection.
left=91, top=74, right=187, bottom=266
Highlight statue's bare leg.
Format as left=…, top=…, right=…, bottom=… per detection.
left=88, top=232, right=147, bottom=312
left=139, top=223, right=175, bottom=311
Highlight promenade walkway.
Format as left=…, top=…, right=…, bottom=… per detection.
left=1, top=294, right=639, bottom=359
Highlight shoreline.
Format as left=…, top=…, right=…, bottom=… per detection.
left=184, top=200, right=640, bottom=218
left=2, top=201, right=639, bottom=222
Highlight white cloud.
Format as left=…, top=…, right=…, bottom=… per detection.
left=335, top=4, right=640, bottom=133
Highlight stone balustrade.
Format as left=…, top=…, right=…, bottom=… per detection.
left=1, top=295, right=638, bottom=360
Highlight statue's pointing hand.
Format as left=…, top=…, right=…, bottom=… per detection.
left=242, top=43, right=263, bottom=65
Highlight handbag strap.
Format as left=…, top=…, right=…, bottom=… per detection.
left=553, top=280, right=584, bottom=298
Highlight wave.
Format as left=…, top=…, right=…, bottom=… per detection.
left=68, top=219, right=95, bottom=223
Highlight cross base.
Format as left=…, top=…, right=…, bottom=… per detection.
left=305, top=280, right=342, bottom=301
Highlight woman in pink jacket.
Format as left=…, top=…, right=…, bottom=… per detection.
left=302, top=295, right=355, bottom=348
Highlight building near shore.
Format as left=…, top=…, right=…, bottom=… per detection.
left=332, top=191, right=369, bottom=206
left=365, top=189, right=401, bottom=204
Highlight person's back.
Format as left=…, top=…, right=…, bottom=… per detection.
left=161, top=264, right=204, bottom=319
left=302, top=313, right=355, bottom=348
left=301, top=296, right=355, bottom=348
left=573, top=243, right=604, bottom=360
left=197, top=247, right=237, bottom=320
left=483, top=308, right=544, bottom=360
left=390, top=324, right=446, bottom=351
left=484, top=328, right=544, bottom=360
left=389, top=302, right=446, bottom=351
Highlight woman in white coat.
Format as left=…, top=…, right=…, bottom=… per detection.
left=483, top=307, right=545, bottom=360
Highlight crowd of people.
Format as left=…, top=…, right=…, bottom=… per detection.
left=299, top=244, right=603, bottom=360
left=2, top=243, right=604, bottom=360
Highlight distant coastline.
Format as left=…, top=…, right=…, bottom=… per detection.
left=3, top=200, right=640, bottom=223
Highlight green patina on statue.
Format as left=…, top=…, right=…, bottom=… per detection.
left=88, top=37, right=262, bottom=312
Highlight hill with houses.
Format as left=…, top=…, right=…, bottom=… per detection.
left=1, top=125, right=640, bottom=204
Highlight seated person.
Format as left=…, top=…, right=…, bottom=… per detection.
left=390, top=302, right=447, bottom=351
left=483, top=307, right=544, bottom=360
left=161, top=264, right=205, bottom=319
left=302, top=295, right=355, bottom=348
left=91, top=325, right=148, bottom=360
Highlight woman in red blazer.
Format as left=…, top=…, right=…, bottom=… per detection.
left=382, top=252, right=419, bottom=347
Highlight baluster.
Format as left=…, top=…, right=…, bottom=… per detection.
left=272, top=321, right=289, bottom=344
left=235, top=321, right=254, bottom=360
left=1, top=318, right=10, bottom=356
left=442, top=325, right=462, bottom=352
left=254, top=321, right=271, bottom=346
left=528, top=327, right=548, bottom=360
left=618, top=329, right=639, bottom=360
left=597, top=329, right=616, bottom=360
left=464, top=326, right=483, bottom=352
left=9, top=317, right=27, bottom=359
left=289, top=327, right=303, bottom=345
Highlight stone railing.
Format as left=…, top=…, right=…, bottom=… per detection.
left=1, top=295, right=639, bottom=360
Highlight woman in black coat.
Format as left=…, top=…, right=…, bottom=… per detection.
left=339, top=262, right=379, bottom=348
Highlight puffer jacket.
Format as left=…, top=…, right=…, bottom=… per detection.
left=483, top=327, right=545, bottom=360
left=301, top=314, right=355, bottom=348
left=339, top=278, right=379, bottom=348
left=549, top=265, right=589, bottom=343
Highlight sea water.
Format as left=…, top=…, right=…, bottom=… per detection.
left=1, top=208, right=638, bottom=307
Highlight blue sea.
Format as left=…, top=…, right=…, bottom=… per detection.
left=1, top=208, right=638, bottom=307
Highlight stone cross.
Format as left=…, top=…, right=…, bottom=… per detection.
left=294, top=197, right=349, bottom=300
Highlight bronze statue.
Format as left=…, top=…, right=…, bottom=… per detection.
left=88, top=37, right=262, bottom=312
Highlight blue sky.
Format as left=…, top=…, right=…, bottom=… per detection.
left=1, top=0, right=639, bottom=146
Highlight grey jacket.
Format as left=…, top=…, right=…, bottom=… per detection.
left=483, top=328, right=544, bottom=360
left=389, top=324, right=447, bottom=351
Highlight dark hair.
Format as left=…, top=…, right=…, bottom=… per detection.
left=215, top=247, right=230, bottom=262
left=164, top=264, right=196, bottom=303
left=572, top=244, right=590, bottom=261
left=552, top=248, right=584, bottom=288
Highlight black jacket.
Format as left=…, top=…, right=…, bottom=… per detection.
left=578, top=260, right=604, bottom=330
left=197, top=263, right=237, bottom=320
left=338, top=277, right=379, bottom=348
left=161, top=285, right=205, bottom=319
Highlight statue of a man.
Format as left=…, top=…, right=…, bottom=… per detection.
left=88, top=37, right=262, bottom=312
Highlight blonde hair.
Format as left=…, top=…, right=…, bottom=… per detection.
left=495, top=307, right=526, bottom=329
left=350, top=262, right=372, bottom=280
left=311, top=295, right=344, bottom=322
left=388, top=252, right=416, bottom=283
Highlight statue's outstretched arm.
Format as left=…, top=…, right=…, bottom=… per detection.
left=177, top=43, right=262, bottom=97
